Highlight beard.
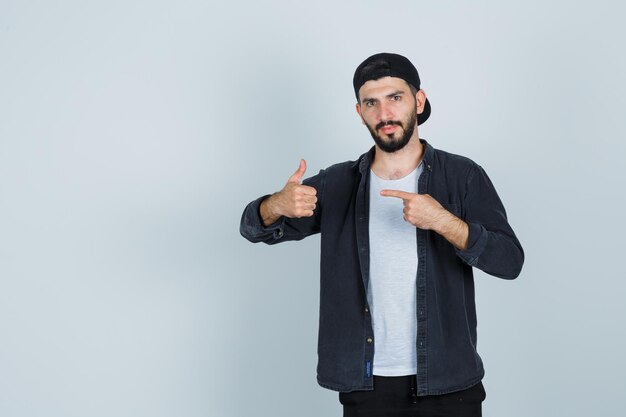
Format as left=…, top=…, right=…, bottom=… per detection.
left=365, top=107, right=418, bottom=153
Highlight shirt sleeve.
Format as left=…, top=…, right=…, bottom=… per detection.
left=454, top=164, right=524, bottom=279
left=239, top=169, right=326, bottom=245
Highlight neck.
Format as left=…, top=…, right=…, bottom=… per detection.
left=371, top=135, right=424, bottom=180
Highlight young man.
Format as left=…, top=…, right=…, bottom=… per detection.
left=240, top=52, right=524, bottom=417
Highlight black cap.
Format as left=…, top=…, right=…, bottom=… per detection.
left=353, top=52, right=431, bottom=125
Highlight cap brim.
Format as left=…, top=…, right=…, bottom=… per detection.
left=418, top=98, right=431, bottom=125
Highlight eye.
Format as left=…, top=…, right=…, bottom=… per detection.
left=392, top=95, right=401, bottom=101
left=365, top=100, right=375, bottom=107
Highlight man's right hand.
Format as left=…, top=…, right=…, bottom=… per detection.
left=260, top=159, right=318, bottom=227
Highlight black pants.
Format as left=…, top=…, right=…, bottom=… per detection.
left=339, top=375, right=486, bottom=417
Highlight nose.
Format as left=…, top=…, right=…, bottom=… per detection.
left=378, top=101, right=394, bottom=122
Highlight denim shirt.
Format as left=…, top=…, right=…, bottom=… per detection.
left=239, top=139, right=524, bottom=395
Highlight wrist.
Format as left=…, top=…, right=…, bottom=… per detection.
left=259, top=194, right=275, bottom=225
left=435, top=209, right=469, bottom=251
left=266, top=192, right=282, bottom=218
left=260, top=192, right=284, bottom=227
left=433, top=208, right=455, bottom=235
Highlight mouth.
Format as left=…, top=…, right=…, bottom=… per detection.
left=379, top=125, right=398, bottom=134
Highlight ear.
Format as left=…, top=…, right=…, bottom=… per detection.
left=355, top=102, right=366, bottom=125
left=415, top=89, right=427, bottom=115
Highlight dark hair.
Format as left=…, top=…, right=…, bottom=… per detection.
left=357, top=59, right=418, bottom=103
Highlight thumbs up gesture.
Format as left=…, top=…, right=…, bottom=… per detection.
left=287, top=158, right=308, bottom=185
left=260, top=159, right=318, bottom=226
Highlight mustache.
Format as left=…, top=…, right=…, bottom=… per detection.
left=376, top=120, right=403, bottom=130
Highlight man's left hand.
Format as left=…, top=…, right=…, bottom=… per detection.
left=381, top=189, right=469, bottom=250
left=380, top=190, right=448, bottom=230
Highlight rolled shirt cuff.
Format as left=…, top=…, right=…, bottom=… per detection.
left=454, top=222, right=488, bottom=266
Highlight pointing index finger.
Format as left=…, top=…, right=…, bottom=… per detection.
left=380, top=189, right=414, bottom=200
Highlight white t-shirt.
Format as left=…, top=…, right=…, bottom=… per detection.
left=367, top=162, right=423, bottom=376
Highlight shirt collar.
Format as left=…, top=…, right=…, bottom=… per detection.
left=358, top=138, right=434, bottom=174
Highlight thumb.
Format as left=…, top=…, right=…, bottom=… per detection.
left=287, top=158, right=307, bottom=184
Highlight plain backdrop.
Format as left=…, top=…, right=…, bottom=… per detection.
left=1, top=1, right=625, bottom=416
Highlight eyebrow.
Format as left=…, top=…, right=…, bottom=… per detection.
left=362, top=90, right=405, bottom=103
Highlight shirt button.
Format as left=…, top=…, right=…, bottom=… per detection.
left=367, top=337, right=373, bottom=343
left=364, top=308, right=369, bottom=313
